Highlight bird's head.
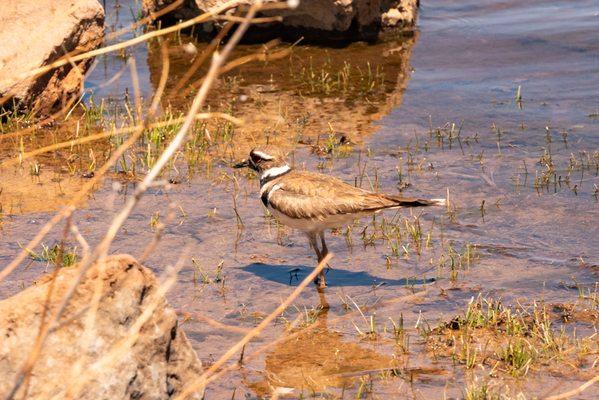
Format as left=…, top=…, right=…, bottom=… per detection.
left=234, top=146, right=288, bottom=174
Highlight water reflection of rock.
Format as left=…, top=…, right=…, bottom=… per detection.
left=147, top=33, right=417, bottom=155
left=0, top=166, right=85, bottom=214
left=247, top=307, right=396, bottom=396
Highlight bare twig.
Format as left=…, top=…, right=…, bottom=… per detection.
left=544, top=375, right=599, bottom=400
left=197, top=289, right=428, bottom=389
left=0, top=112, right=243, bottom=168
left=181, top=312, right=252, bottom=335
left=183, top=45, right=293, bottom=97
left=107, top=0, right=185, bottom=41
left=175, top=252, right=333, bottom=399
left=0, top=0, right=243, bottom=107
left=171, top=21, right=234, bottom=94
left=4, top=2, right=276, bottom=398
left=215, top=15, right=283, bottom=23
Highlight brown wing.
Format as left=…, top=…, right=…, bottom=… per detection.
left=266, top=171, right=425, bottom=220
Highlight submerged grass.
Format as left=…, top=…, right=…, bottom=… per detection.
left=427, top=295, right=598, bottom=378
left=464, top=379, right=499, bottom=400
left=291, top=56, right=387, bottom=98
left=22, top=243, right=78, bottom=269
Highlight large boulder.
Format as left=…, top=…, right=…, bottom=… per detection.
left=0, top=0, right=105, bottom=116
left=142, top=0, right=418, bottom=40
left=0, top=255, right=203, bottom=399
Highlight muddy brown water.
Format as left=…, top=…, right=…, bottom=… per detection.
left=1, top=0, right=598, bottom=398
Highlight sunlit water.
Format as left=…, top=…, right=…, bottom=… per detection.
left=1, top=0, right=597, bottom=398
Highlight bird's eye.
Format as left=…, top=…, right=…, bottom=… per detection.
left=250, top=151, right=273, bottom=163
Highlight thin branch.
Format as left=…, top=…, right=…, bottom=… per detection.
left=0, top=113, right=243, bottom=168
left=544, top=375, right=599, bottom=400
left=181, top=312, right=253, bottom=335
left=0, top=0, right=243, bottom=108
left=215, top=15, right=283, bottom=23
left=183, top=46, right=292, bottom=97
left=171, top=21, right=234, bottom=94
left=175, top=252, right=333, bottom=400
left=106, top=0, right=185, bottom=41
left=3, top=2, right=275, bottom=398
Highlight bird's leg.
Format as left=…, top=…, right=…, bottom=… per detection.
left=315, top=231, right=328, bottom=289
left=307, top=233, right=322, bottom=261
left=317, top=286, right=330, bottom=310
left=319, top=231, right=329, bottom=270
left=307, top=233, right=326, bottom=288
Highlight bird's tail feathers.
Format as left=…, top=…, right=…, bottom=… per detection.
left=385, top=195, right=446, bottom=207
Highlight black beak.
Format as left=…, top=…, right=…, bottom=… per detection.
left=233, top=159, right=250, bottom=169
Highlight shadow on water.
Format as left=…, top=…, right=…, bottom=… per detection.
left=240, top=263, right=436, bottom=287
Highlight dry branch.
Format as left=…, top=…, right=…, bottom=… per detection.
left=175, top=252, right=333, bottom=399
left=0, top=112, right=243, bottom=168
left=0, top=0, right=244, bottom=108
left=544, top=375, right=599, bottom=400
left=4, top=1, right=278, bottom=398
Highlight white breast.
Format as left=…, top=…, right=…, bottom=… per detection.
left=267, top=205, right=373, bottom=233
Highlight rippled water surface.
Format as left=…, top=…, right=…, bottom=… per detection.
left=1, top=0, right=597, bottom=398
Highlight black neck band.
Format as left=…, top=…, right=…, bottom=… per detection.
left=260, top=167, right=292, bottom=185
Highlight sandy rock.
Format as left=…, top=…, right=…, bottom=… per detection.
left=0, top=0, right=105, bottom=116
left=142, top=0, right=418, bottom=39
left=381, top=0, right=419, bottom=28
left=0, top=255, right=202, bottom=399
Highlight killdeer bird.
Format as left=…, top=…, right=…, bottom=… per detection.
left=234, top=146, right=445, bottom=288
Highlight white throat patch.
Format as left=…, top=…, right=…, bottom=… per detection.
left=260, top=165, right=290, bottom=182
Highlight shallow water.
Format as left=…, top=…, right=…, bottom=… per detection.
left=1, top=0, right=598, bottom=398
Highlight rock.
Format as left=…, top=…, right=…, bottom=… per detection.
left=381, top=0, right=419, bottom=28
left=264, top=0, right=381, bottom=34
left=0, top=0, right=105, bottom=116
left=142, top=0, right=418, bottom=40
left=0, top=255, right=203, bottom=399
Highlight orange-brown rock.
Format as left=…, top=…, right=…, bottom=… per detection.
left=0, top=255, right=202, bottom=399
left=0, top=0, right=105, bottom=116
